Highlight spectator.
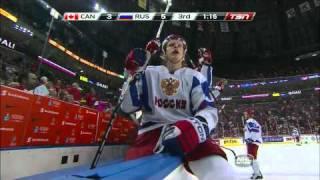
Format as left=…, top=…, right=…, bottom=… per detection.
left=5, top=72, right=37, bottom=91
left=67, top=82, right=82, bottom=103
left=47, top=81, right=57, bottom=97
left=34, top=76, right=49, bottom=96
left=26, top=72, right=38, bottom=90
left=59, top=89, right=73, bottom=102
left=54, top=79, right=63, bottom=97
left=4, top=66, right=18, bottom=84
left=85, top=87, right=98, bottom=108
left=7, top=73, right=27, bottom=90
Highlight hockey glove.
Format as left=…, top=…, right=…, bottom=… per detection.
left=245, top=138, right=254, bottom=144
left=162, top=117, right=209, bottom=157
left=125, top=48, right=148, bottom=76
left=197, top=48, right=213, bottom=65
left=145, top=38, right=161, bottom=55
left=214, top=79, right=226, bottom=92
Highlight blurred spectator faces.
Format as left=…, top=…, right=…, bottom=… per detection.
left=27, top=73, right=38, bottom=89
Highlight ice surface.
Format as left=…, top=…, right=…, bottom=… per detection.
left=224, top=143, right=320, bottom=180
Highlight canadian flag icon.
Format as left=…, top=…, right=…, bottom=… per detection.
left=63, top=13, right=79, bottom=21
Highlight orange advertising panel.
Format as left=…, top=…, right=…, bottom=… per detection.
left=109, top=126, right=121, bottom=144
left=0, top=85, right=136, bottom=148
left=24, top=95, right=64, bottom=146
left=118, top=117, right=138, bottom=144
left=0, top=86, right=33, bottom=147
left=78, top=107, right=98, bottom=144
left=96, top=112, right=125, bottom=144
left=96, top=112, right=110, bottom=143
left=58, top=103, right=82, bottom=145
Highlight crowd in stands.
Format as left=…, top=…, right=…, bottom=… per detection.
left=222, top=63, right=320, bottom=80
left=215, top=93, right=319, bottom=137
left=0, top=62, right=113, bottom=112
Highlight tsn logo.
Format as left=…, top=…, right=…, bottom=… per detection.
left=225, top=12, right=255, bottom=21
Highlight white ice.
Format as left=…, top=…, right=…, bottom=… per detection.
left=224, top=143, right=320, bottom=180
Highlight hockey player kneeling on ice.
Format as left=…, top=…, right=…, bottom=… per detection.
left=120, top=34, right=236, bottom=179
left=243, top=109, right=263, bottom=179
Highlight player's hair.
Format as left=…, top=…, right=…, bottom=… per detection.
left=162, top=34, right=187, bottom=53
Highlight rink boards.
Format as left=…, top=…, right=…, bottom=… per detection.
left=220, top=135, right=319, bottom=147
left=2, top=143, right=316, bottom=180
left=1, top=86, right=319, bottom=179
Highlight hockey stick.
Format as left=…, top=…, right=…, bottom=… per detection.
left=220, top=146, right=253, bottom=167
left=156, top=0, right=172, bottom=38
left=90, top=0, right=172, bottom=169
left=90, top=75, right=133, bottom=169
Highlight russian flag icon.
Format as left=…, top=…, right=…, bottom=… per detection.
left=118, top=14, right=133, bottom=20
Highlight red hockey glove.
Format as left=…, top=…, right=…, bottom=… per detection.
left=162, top=117, right=209, bottom=156
left=145, top=38, right=161, bottom=55
left=197, top=48, right=213, bottom=65
left=214, top=79, right=226, bottom=92
left=125, top=48, right=148, bottom=76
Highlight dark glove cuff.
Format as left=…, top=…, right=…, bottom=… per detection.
left=194, top=116, right=210, bottom=138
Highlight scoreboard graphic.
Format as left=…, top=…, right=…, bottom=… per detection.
left=63, top=12, right=256, bottom=21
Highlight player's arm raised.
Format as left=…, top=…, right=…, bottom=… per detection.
left=121, top=38, right=161, bottom=113
left=121, top=39, right=161, bottom=114
left=120, top=48, right=147, bottom=114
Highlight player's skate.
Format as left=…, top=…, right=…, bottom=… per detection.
left=250, top=172, right=263, bottom=179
